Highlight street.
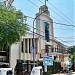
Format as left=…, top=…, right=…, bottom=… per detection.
left=52, top=72, right=75, bottom=75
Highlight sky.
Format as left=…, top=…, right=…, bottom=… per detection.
left=12, top=0, right=75, bottom=47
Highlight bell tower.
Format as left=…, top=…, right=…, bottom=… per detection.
left=36, top=5, right=54, bottom=39
left=36, top=5, right=54, bottom=50
left=39, top=5, right=50, bottom=16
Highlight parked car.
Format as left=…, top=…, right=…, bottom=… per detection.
left=30, top=66, right=43, bottom=75
left=0, top=68, right=13, bottom=75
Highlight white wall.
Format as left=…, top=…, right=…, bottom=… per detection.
left=40, top=13, right=54, bottom=40
left=9, top=43, right=20, bottom=70
left=36, top=13, right=54, bottom=50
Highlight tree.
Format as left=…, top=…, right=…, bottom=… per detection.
left=68, top=46, right=75, bottom=71
left=0, top=6, right=28, bottom=50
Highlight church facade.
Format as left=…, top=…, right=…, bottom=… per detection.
left=0, top=4, right=69, bottom=73
left=9, top=5, right=69, bottom=71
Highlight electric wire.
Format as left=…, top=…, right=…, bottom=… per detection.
left=27, top=0, right=39, bottom=8
left=0, top=19, right=74, bottom=46
left=54, top=28, right=73, bottom=30
left=25, top=15, right=75, bottom=28
left=48, top=1, right=74, bottom=24
left=27, top=0, right=75, bottom=33
left=2, top=21, right=72, bottom=45
left=0, top=4, right=74, bottom=45
left=26, top=24, right=74, bottom=45
left=0, top=8, right=75, bottom=28
left=26, top=30, right=68, bottom=51
left=39, top=0, right=73, bottom=25
left=38, top=0, right=74, bottom=31
left=0, top=15, right=74, bottom=45
left=27, top=24, right=74, bottom=40
left=27, top=29, right=73, bottom=46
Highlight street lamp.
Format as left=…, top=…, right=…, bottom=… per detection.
left=32, top=9, right=47, bottom=67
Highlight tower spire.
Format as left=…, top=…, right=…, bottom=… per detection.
left=45, top=0, right=48, bottom=6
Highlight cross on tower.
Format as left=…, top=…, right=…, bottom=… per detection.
left=45, top=0, right=48, bottom=6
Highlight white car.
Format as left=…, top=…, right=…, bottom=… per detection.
left=0, top=68, right=13, bottom=75
left=30, top=66, right=43, bottom=75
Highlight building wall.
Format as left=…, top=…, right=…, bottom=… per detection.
left=9, top=5, right=68, bottom=71
left=20, top=37, right=40, bottom=61
left=36, top=14, right=54, bottom=51
left=36, top=13, right=54, bottom=40
left=36, top=5, right=55, bottom=55
left=10, top=43, right=20, bottom=70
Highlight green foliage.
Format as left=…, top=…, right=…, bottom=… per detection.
left=69, top=55, right=73, bottom=60
left=0, top=6, right=28, bottom=49
left=68, top=46, right=75, bottom=54
left=68, top=46, right=75, bottom=60
left=68, top=46, right=75, bottom=71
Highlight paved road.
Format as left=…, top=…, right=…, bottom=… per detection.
left=71, top=72, right=75, bottom=75
left=52, top=72, right=75, bottom=75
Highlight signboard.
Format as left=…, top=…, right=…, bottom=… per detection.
left=43, top=56, right=54, bottom=66
left=69, top=61, right=73, bottom=66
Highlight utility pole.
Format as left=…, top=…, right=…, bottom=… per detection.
left=33, top=10, right=47, bottom=67
left=32, top=0, right=48, bottom=68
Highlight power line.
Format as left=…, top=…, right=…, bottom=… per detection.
left=54, top=28, right=73, bottom=30
left=39, top=0, right=73, bottom=25
left=54, top=37, right=74, bottom=39
left=27, top=29, right=73, bottom=46
left=38, top=0, right=74, bottom=30
left=0, top=6, right=75, bottom=28
left=48, top=1, right=74, bottom=24
left=26, top=24, right=74, bottom=46
left=53, top=22, right=75, bottom=27
left=26, top=15, right=75, bottom=28
left=26, top=29, right=74, bottom=45
left=27, top=0, right=61, bottom=23
left=0, top=9, right=74, bottom=28
left=27, top=24, right=74, bottom=40
left=27, top=0, right=75, bottom=32
left=0, top=15, right=74, bottom=43
left=0, top=7, right=74, bottom=38
left=0, top=5, right=74, bottom=45
left=0, top=17, right=73, bottom=46
left=27, top=0, right=39, bottom=8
